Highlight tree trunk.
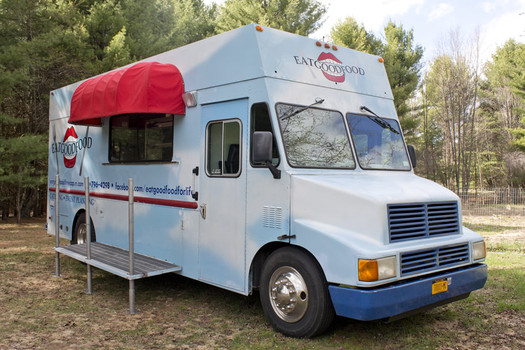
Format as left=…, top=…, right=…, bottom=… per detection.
left=22, top=188, right=35, bottom=218
left=16, top=184, right=22, bottom=224
left=1, top=201, right=9, bottom=220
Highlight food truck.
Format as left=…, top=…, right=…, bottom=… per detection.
left=48, top=24, right=487, bottom=337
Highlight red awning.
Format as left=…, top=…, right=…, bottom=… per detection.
left=69, top=62, right=185, bottom=126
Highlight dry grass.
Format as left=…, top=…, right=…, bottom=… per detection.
left=463, top=215, right=525, bottom=253
left=0, top=216, right=524, bottom=349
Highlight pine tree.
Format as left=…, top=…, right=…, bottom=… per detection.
left=216, top=0, right=326, bottom=36
left=330, top=18, right=423, bottom=138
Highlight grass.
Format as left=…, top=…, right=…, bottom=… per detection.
left=0, top=216, right=523, bottom=349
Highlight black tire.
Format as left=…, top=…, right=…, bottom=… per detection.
left=72, top=212, right=96, bottom=245
left=259, top=246, right=335, bottom=338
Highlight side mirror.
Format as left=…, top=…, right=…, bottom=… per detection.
left=407, top=144, right=417, bottom=169
left=252, top=131, right=281, bottom=179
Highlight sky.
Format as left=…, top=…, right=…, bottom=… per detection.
left=204, top=0, right=525, bottom=66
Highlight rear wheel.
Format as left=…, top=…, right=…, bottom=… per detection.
left=72, top=212, right=96, bottom=244
left=259, top=247, right=334, bottom=338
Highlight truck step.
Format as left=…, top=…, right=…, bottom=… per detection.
left=55, top=242, right=181, bottom=280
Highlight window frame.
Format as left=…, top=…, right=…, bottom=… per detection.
left=346, top=113, right=412, bottom=172
left=275, top=102, right=356, bottom=170
left=249, top=102, right=280, bottom=168
left=108, top=113, right=174, bottom=164
left=205, top=118, right=243, bottom=178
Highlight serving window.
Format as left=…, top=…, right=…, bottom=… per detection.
left=109, top=113, right=174, bottom=162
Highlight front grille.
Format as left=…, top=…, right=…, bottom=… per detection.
left=388, top=202, right=459, bottom=242
left=400, top=243, right=470, bottom=276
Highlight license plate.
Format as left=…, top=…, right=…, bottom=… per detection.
left=432, top=279, right=448, bottom=294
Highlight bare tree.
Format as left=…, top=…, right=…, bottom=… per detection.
left=424, top=28, right=481, bottom=194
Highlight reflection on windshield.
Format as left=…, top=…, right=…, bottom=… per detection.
left=277, top=104, right=355, bottom=168
left=347, top=114, right=410, bottom=170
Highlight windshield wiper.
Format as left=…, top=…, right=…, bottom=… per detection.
left=280, top=98, right=325, bottom=120
left=360, top=106, right=400, bottom=135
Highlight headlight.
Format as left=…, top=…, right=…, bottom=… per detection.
left=358, top=256, right=397, bottom=282
left=473, top=241, right=487, bottom=261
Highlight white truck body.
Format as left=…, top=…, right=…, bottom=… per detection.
left=47, top=24, right=487, bottom=337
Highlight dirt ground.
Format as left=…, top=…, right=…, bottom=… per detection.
left=0, top=218, right=260, bottom=349
left=1, top=217, right=524, bottom=349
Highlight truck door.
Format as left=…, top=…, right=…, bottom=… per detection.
left=198, top=99, right=248, bottom=292
left=246, top=103, right=290, bottom=248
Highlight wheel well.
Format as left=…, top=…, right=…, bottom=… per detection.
left=250, top=243, right=324, bottom=291
left=71, top=209, right=85, bottom=243
left=71, top=209, right=96, bottom=244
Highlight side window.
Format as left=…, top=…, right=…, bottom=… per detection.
left=110, top=113, right=173, bottom=162
left=250, top=103, right=280, bottom=166
left=206, top=120, right=241, bottom=177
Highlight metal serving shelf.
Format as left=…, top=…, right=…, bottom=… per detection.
left=52, top=176, right=183, bottom=314
left=55, top=243, right=181, bottom=280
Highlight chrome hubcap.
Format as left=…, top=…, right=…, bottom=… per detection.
left=77, top=223, right=87, bottom=244
left=269, top=266, right=308, bottom=323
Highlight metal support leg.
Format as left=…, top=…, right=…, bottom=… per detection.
left=129, top=280, right=136, bottom=314
left=85, top=177, right=93, bottom=295
left=128, top=178, right=137, bottom=314
left=54, top=252, right=61, bottom=278
left=86, top=265, right=93, bottom=295
left=53, top=175, right=61, bottom=278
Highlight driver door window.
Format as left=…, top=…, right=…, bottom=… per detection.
left=206, top=120, right=242, bottom=177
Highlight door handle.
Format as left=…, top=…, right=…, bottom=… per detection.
left=200, top=204, right=206, bottom=220
left=192, top=166, right=199, bottom=201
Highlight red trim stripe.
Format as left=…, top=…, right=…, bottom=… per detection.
left=49, top=187, right=198, bottom=209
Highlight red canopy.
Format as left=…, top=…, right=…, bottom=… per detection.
left=69, top=62, right=185, bottom=126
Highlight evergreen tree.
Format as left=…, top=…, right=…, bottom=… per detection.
left=120, top=0, right=175, bottom=59
left=0, top=0, right=95, bottom=219
left=380, top=21, right=423, bottom=132
left=330, top=18, right=423, bottom=135
left=329, top=17, right=381, bottom=54
left=0, top=135, right=47, bottom=223
left=0, top=0, right=220, bottom=220
left=480, top=39, right=525, bottom=186
left=168, top=0, right=218, bottom=47
left=216, top=0, right=326, bottom=36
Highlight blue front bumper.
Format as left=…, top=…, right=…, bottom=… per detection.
left=329, top=264, right=487, bottom=321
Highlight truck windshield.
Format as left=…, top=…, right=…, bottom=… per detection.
left=347, top=113, right=410, bottom=170
left=277, top=103, right=355, bottom=168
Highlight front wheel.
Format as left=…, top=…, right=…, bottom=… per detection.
left=259, top=247, right=334, bottom=338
